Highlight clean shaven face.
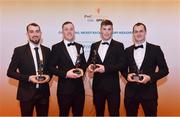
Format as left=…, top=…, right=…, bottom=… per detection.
left=133, top=25, right=146, bottom=44
left=62, top=23, right=75, bottom=42
left=100, top=25, right=113, bottom=41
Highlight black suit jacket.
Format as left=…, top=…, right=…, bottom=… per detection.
left=124, top=42, right=169, bottom=99
left=7, top=43, right=51, bottom=101
left=48, top=41, right=86, bottom=95
left=87, top=39, right=126, bottom=94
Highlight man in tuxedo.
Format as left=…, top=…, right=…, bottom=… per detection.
left=124, top=22, right=169, bottom=116
left=48, top=21, right=86, bottom=116
left=86, top=19, right=126, bottom=116
left=7, top=23, right=51, bottom=116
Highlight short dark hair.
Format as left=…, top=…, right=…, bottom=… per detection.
left=62, top=21, right=74, bottom=29
left=133, top=22, right=147, bottom=32
left=26, top=23, right=41, bottom=32
left=100, top=19, right=113, bottom=27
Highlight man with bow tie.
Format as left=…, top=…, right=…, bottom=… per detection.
left=123, top=22, right=169, bottom=116
left=48, top=21, right=86, bottom=116
left=86, top=19, right=126, bottom=116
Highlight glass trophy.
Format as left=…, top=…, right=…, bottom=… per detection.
left=91, top=49, right=99, bottom=70
left=131, top=64, right=144, bottom=81
left=73, top=54, right=81, bottom=75
left=36, top=60, right=46, bottom=81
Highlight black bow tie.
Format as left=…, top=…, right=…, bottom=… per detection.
left=134, top=45, right=143, bottom=49
left=68, top=42, right=75, bottom=46
left=101, top=42, right=109, bottom=45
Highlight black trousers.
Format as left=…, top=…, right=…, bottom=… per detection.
left=93, top=91, right=120, bottom=116
left=57, top=92, right=85, bottom=116
left=124, top=97, right=157, bottom=116
left=20, top=92, right=49, bottom=116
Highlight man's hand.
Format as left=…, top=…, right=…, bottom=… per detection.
left=66, top=68, right=83, bottom=79
left=38, top=75, right=50, bottom=84
left=86, top=65, right=94, bottom=79
left=137, top=74, right=151, bottom=84
left=127, top=73, right=137, bottom=82
left=87, top=64, right=94, bottom=72
left=29, top=75, right=39, bottom=83
left=94, top=64, right=105, bottom=73
left=76, top=68, right=84, bottom=78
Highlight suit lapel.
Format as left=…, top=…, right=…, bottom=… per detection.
left=130, top=45, right=136, bottom=66
left=103, top=39, right=114, bottom=63
left=26, top=43, right=36, bottom=73
left=40, top=45, right=46, bottom=64
left=140, top=43, right=149, bottom=70
left=75, top=43, right=80, bottom=55
left=61, top=41, right=75, bottom=65
left=95, top=41, right=103, bottom=63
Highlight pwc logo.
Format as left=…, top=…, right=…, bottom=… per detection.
left=84, top=8, right=108, bottom=22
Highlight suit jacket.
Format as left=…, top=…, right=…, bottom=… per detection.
left=7, top=43, right=51, bottom=101
left=87, top=39, right=126, bottom=94
left=124, top=42, right=169, bottom=99
left=48, top=41, right=86, bottom=95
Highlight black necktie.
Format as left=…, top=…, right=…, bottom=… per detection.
left=68, top=42, right=75, bottom=46
left=134, top=45, right=143, bottom=50
left=101, top=42, right=109, bottom=45
left=34, top=47, right=40, bottom=69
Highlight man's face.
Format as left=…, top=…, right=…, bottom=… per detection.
left=27, top=25, right=41, bottom=44
left=100, top=25, right=113, bottom=41
left=62, top=23, right=75, bottom=41
left=133, top=25, right=146, bottom=43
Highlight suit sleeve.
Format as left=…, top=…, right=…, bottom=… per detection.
left=86, top=44, right=95, bottom=68
left=80, top=46, right=87, bottom=72
left=149, top=46, right=169, bottom=83
left=48, top=45, right=67, bottom=79
left=43, top=48, right=53, bottom=81
left=104, top=43, right=127, bottom=75
left=7, top=48, right=30, bottom=82
left=120, top=49, right=129, bottom=80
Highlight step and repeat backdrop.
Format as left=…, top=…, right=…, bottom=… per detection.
left=0, top=0, right=180, bottom=116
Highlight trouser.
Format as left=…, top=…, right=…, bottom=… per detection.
left=93, top=91, right=120, bottom=116
left=124, top=97, right=157, bottom=116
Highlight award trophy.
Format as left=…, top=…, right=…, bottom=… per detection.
left=91, top=49, right=99, bottom=70
left=36, top=60, right=46, bottom=81
left=131, top=64, right=144, bottom=81
left=73, top=54, right=81, bottom=75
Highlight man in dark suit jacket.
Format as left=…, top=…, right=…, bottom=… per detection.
left=48, top=21, right=86, bottom=116
left=124, top=22, right=169, bottom=116
left=86, top=20, right=126, bottom=116
left=7, top=23, right=51, bottom=116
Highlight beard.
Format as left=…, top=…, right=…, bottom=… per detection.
left=30, top=37, right=40, bottom=45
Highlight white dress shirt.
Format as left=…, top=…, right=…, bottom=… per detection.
left=29, top=41, right=43, bottom=75
left=64, top=39, right=78, bottom=65
left=134, top=41, right=147, bottom=69
left=98, top=39, right=112, bottom=62
left=29, top=41, right=43, bottom=88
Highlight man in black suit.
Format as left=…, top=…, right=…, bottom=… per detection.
left=48, top=21, right=86, bottom=116
left=86, top=20, right=126, bottom=116
left=124, top=22, right=169, bottom=116
left=7, top=23, right=51, bottom=116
